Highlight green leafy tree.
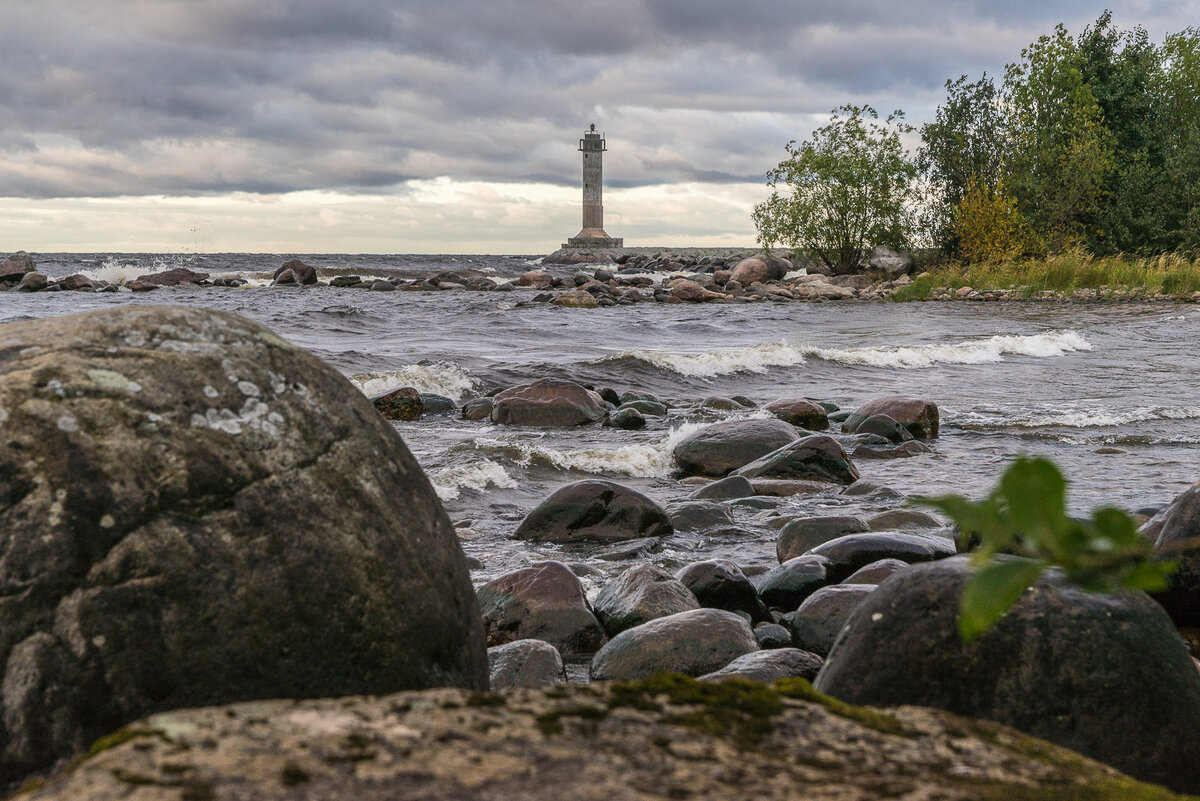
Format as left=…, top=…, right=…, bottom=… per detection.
left=917, top=74, right=1007, bottom=254
left=753, top=105, right=917, bottom=274
left=1003, top=24, right=1116, bottom=254
left=917, top=457, right=1174, bottom=641
left=1157, top=28, right=1200, bottom=250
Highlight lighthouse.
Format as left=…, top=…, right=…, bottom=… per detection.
left=564, top=124, right=623, bottom=249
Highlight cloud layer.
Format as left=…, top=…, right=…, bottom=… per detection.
left=0, top=1, right=1195, bottom=250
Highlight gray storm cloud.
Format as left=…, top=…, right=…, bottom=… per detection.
left=0, top=0, right=1193, bottom=199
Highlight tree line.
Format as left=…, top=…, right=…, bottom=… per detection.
left=754, top=12, right=1200, bottom=274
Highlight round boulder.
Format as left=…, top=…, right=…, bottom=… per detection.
left=776, top=515, right=870, bottom=562
left=843, top=397, right=939, bottom=439
left=593, top=564, right=700, bottom=636
left=589, top=609, right=758, bottom=680
left=843, top=558, right=911, bottom=585
left=476, top=561, right=607, bottom=655
left=0, top=251, right=35, bottom=282
left=0, top=306, right=487, bottom=785
left=764, top=398, right=829, bottom=430
left=513, top=479, right=672, bottom=543
left=699, top=648, right=823, bottom=683
left=790, top=585, right=876, bottom=656
left=733, top=435, right=859, bottom=485
left=815, top=557, right=1200, bottom=793
left=729, top=256, right=787, bottom=285
left=688, top=475, right=755, bottom=501
left=675, top=560, right=770, bottom=623
left=274, top=259, right=317, bottom=285
left=1146, top=480, right=1200, bottom=627
left=672, top=418, right=800, bottom=477
left=808, top=532, right=958, bottom=581
left=487, top=640, right=566, bottom=690
left=755, top=554, right=832, bottom=610
left=490, top=378, right=607, bottom=427
left=372, top=386, right=423, bottom=421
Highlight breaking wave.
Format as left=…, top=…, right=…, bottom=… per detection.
left=429, top=459, right=517, bottom=501
left=350, top=362, right=478, bottom=400
left=954, top=405, right=1200, bottom=430
left=598, top=331, right=1092, bottom=377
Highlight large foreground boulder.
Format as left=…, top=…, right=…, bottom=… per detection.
left=815, top=556, right=1200, bottom=793
left=490, top=378, right=607, bottom=427
left=512, top=479, right=672, bottom=543
left=590, top=609, right=758, bottom=680
left=672, top=418, right=800, bottom=477
left=17, top=679, right=1176, bottom=801
left=0, top=306, right=487, bottom=786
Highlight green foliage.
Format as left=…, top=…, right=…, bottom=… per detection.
left=915, top=457, right=1174, bottom=641
left=753, top=105, right=917, bottom=274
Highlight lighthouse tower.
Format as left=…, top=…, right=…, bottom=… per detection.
left=564, top=124, right=623, bottom=249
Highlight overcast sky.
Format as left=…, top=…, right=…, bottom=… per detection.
left=0, top=1, right=1196, bottom=254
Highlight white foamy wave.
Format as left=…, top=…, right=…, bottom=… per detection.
left=601, top=331, right=1090, bottom=377
left=809, top=331, right=1092, bottom=369
left=350, top=362, right=477, bottom=400
left=430, top=460, right=517, bottom=501
left=602, top=341, right=810, bottom=378
left=956, top=405, right=1200, bottom=429
left=472, top=422, right=708, bottom=478
left=80, top=256, right=182, bottom=286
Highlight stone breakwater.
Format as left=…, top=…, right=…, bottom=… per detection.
left=5, top=249, right=1198, bottom=303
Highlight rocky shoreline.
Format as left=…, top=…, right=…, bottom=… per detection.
left=4, top=249, right=1199, bottom=304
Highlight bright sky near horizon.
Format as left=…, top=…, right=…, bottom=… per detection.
left=1, top=1, right=1196, bottom=254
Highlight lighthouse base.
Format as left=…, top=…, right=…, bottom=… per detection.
left=564, top=228, right=623, bottom=249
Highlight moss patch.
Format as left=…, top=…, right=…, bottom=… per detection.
left=774, top=678, right=908, bottom=736
left=535, top=704, right=610, bottom=736
left=608, top=674, right=784, bottom=749
left=84, top=727, right=165, bottom=759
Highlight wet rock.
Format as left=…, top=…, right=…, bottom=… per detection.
left=699, top=648, right=823, bottom=682
left=853, top=441, right=932, bottom=459
left=842, top=481, right=904, bottom=500
left=1146, top=480, right=1200, bottom=627
left=0, top=306, right=487, bottom=786
left=329, top=275, right=361, bottom=287
left=552, top=289, right=599, bottom=308
left=667, top=500, right=736, bottom=532
left=372, top=386, right=423, bottom=421
left=618, top=399, right=668, bottom=416
left=790, top=282, right=857, bottom=300
left=843, top=558, right=911, bottom=584
left=753, top=622, right=793, bottom=649
left=675, top=560, right=769, bottom=623
left=135, top=267, right=210, bottom=287
left=815, top=556, right=1200, bottom=793
left=513, top=479, right=673, bottom=543
left=14, top=272, right=47, bottom=292
left=369, top=279, right=396, bottom=291
left=461, top=397, right=493, bottom=420
left=672, top=418, right=800, bottom=477
left=866, top=509, right=944, bottom=531
left=667, top=278, right=725, bottom=302
left=274, top=259, right=317, bottom=285
left=853, top=414, right=913, bottom=443
left=593, top=564, right=700, bottom=636
left=843, top=397, right=939, bottom=439
left=518, top=270, right=554, bottom=288
left=733, top=435, right=859, bottom=485
left=791, top=585, right=876, bottom=656
left=0, top=251, right=35, bottom=282
left=808, top=533, right=960, bottom=582
left=688, top=474, right=755, bottom=500
left=604, top=407, right=646, bottom=430
left=777, top=515, right=873, bottom=561
left=755, top=555, right=833, bottom=610
left=698, top=395, right=749, bottom=411
left=488, top=640, right=566, bottom=689
left=764, top=398, right=829, bottom=430
left=55, top=273, right=97, bottom=290
left=419, top=393, right=457, bottom=414
left=477, top=561, right=606, bottom=656
left=490, top=378, right=607, bottom=427
left=748, top=479, right=829, bottom=497
left=590, top=608, right=758, bottom=680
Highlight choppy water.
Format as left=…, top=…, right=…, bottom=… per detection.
left=4, top=252, right=1199, bottom=588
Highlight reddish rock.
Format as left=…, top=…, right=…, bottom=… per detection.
left=490, top=378, right=606, bottom=427
left=843, top=397, right=940, bottom=439
left=372, top=387, right=423, bottom=421
left=519, top=271, right=554, bottom=288
left=765, top=398, right=829, bottom=430
left=477, top=561, right=607, bottom=655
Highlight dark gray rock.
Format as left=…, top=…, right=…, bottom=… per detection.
left=134, top=267, right=210, bottom=287
left=461, top=397, right=494, bottom=421
left=593, top=564, right=699, bottom=636
left=852, top=414, right=913, bottom=443
left=763, top=398, right=829, bottom=430
left=618, top=399, right=668, bottom=416
left=477, top=561, right=606, bottom=656
left=843, top=558, right=911, bottom=584
left=1146, top=480, right=1200, bottom=627
left=675, top=560, right=769, bottom=623
left=852, top=441, right=932, bottom=459
left=605, top=407, right=646, bottom=430
left=589, top=609, right=758, bottom=680
left=329, top=275, right=362, bottom=287
left=843, top=397, right=939, bottom=439
left=667, top=500, right=735, bottom=532
left=688, top=475, right=756, bottom=500
left=842, top=481, right=904, bottom=500
left=776, top=516, right=870, bottom=562
left=513, top=479, right=672, bottom=543
left=733, top=435, right=859, bottom=485
left=815, top=557, right=1200, bottom=794
left=274, top=259, right=317, bottom=285
left=0, top=306, right=487, bottom=786
left=371, top=387, right=423, bottom=420
left=808, top=532, right=957, bottom=581
left=487, top=640, right=566, bottom=689
left=866, top=509, right=944, bottom=531
left=790, top=585, right=876, bottom=656
left=490, top=379, right=607, bottom=427
left=755, top=555, right=833, bottom=610
left=672, top=418, right=800, bottom=477
left=753, top=622, right=792, bottom=649
left=14, top=272, right=47, bottom=292
left=699, top=648, right=823, bottom=682
left=419, top=393, right=457, bottom=414
left=369, top=279, right=397, bottom=291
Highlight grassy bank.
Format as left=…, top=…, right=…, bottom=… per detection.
left=893, top=251, right=1200, bottom=301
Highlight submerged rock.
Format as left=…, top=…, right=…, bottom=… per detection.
left=477, top=561, right=606, bottom=655
left=815, top=556, right=1200, bottom=793
left=590, top=608, right=758, bottom=680
left=490, top=378, right=607, bottom=427
left=0, top=306, right=487, bottom=786
left=513, top=479, right=672, bottom=543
